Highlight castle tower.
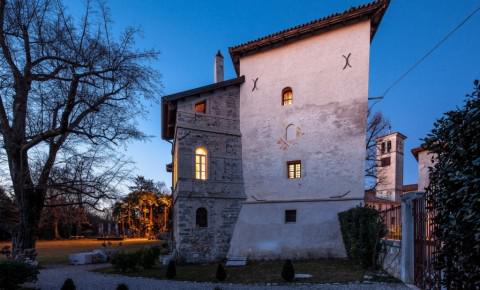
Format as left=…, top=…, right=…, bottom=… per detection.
left=375, top=132, right=406, bottom=202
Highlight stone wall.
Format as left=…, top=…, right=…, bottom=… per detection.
left=380, top=239, right=401, bottom=280
left=174, top=197, right=243, bottom=263
left=172, top=83, right=245, bottom=263
left=228, top=20, right=371, bottom=259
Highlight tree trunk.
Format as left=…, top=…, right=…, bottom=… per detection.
left=8, top=146, right=46, bottom=260
left=53, top=220, right=61, bottom=240
left=12, top=187, right=44, bottom=259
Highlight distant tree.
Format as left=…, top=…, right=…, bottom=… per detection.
left=0, top=186, right=16, bottom=239
left=0, top=0, right=158, bottom=258
left=113, top=176, right=171, bottom=238
left=365, top=109, right=391, bottom=190
left=424, top=80, right=480, bottom=289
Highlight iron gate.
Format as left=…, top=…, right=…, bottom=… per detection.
left=413, top=194, right=440, bottom=289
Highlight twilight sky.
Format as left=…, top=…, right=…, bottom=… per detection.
left=67, top=0, right=480, bottom=190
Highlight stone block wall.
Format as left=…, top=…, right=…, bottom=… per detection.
left=171, top=83, right=245, bottom=263
left=380, top=239, right=401, bottom=280
left=174, top=196, right=243, bottom=263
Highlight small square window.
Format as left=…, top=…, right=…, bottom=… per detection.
left=195, top=101, right=206, bottom=113
left=287, top=160, right=301, bottom=179
left=285, top=210, right=297, bottom=223
left=381, top=157, right=391, bottom=167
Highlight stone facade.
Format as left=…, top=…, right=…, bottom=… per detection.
left=170, top=84, right=245, bottom=263
left=162, top=1, right=390, bottom=263
left=227, top=19, right=372, bottom=259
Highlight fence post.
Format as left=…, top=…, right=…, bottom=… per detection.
left=400, top=191, right=424, bottom=284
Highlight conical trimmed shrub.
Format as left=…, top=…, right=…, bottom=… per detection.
left=281, top=259, right=295, bottom=282
left=61, top=278, right=76, bottom=290
left=215, top=263, right=227, bottom=281
left=116, top=283, right=129, bottom=290
left=166, top=260, right=176, bottom=279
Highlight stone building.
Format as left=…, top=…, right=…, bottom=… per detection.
left=364, top=132, right=438, bottom=211
left=162, top=0, right=390, bottom=263
left=364, top=132, right=418, bottom=211
left=411, top=147, right=437, bottom=192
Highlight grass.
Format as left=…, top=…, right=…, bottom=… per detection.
left=0, top=238, right=164, bottom=266
left=96, top=259, right=368, bottom=284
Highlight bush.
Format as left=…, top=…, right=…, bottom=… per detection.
left=116, top=283, right=129, bottom=290
left=424, top=80, right=480, bottom=289
left=150, top=246, right=162, bottom=259
left=338, top=206, right=386, bottom=269
left=111, top=252, right=139, bottom=272
left=166, top=260, right=176, bottom=279
left=215, top=263, right=227, bottom=281
left=137, top=248, right=156, bottom=269
left=0, top=260, right=39, bottom=289
left=61, top=278, right=76, bottom=290
left=281, top=259, right=295, bottom=282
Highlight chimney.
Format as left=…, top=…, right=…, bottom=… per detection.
left=214, top=50, right=224, bottom=83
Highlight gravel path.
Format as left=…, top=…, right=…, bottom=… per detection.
left=31, top=264, right=411, bottom=290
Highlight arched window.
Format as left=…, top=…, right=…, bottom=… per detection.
left=195, top=147, right=207, bottom=180
left=196, top=207, right=208, bottom=228
left=282, top=87, right=293, bottom=106
left=286, top=124, right=296, bottom=141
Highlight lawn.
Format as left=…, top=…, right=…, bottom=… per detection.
left=0, top=239, right=163, bottom=266
left=97, top=259, right=368, bottom=284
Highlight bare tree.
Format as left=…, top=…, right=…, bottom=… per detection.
left=365, top=109, right=391, bottom=190
left=0, top=0, right=158, bottom=258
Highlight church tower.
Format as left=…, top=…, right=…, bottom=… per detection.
left=375, top=132, right=406, bottom=202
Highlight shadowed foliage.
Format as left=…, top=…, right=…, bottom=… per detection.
left=424, top=80, right=480, bottom=289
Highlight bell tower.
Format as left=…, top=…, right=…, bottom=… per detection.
left=375, top=132, right=406, bottom=202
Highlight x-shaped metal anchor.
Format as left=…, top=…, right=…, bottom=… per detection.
left=252, top=77, right=259, bottom=92
left=342, top=53, right=352, bottom=70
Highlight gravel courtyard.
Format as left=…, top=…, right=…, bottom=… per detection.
left=32, top=264, right=412, bottom=290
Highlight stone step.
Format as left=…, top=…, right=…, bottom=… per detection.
left=225, top=256, right=247, bottom=267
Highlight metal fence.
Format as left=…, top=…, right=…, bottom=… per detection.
left=380, top=205, right=402, bottom=240
left=413, top=193, right=440, bottom=289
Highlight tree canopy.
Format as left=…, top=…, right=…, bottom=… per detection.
left=0, top=0, right=158, bottom=257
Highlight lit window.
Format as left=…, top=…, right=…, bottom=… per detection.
left=282, top=87, right=293, bottom=106
left=287, top=160, right=301, bottom=179
left=195, top=147, right=207, bottom=180
left=173, top=143, right=178, bottom=188
left=195, top=101, right=206, bottom=113
left=196, top=207, right=208, bottom=228
left=285, top=210, right=297, bottom=223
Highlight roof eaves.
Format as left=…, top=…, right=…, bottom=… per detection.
left=162, top=76, right=245, bottom=103
left=228, top=0, right=389, bottom=75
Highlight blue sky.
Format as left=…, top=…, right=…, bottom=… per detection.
left=67, top=0, right=480, bottom=190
